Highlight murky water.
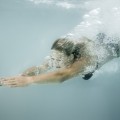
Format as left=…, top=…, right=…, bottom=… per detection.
left=0, top=0, right=120, bottom=120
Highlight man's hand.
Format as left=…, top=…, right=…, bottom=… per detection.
left=0, top=76, right=33, bottom=87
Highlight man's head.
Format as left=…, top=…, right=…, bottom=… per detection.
left=49, top=38, right=82, bottom=68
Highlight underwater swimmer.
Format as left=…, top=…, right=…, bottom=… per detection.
left=0, top=36, right=120, bottom=87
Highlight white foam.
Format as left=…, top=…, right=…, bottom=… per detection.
left=66, top=0, right=120, bottom=42
left=65, top=0, right=120, bottom=73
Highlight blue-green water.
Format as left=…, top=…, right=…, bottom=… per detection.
left=0, top=0, right=120, bottom=120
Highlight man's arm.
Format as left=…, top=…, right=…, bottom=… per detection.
left=0, top=57, right=91, bottom=87
left=32, top=57, right=90, bottom=84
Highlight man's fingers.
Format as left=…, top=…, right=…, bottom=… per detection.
left=2, top=80, right=21, bottom=87
left=0, top=76, right=30, bottom=87
left=0, top=77, right=16, bottom=86
left=0, top=75, right=32, bottom=88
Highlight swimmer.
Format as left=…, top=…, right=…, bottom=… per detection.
left=0, top=34, right=120, bottom=87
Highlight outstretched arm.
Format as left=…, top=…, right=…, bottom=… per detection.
left=33, top=57, right=89, bottom=84
left=0, top=57, right=91, bottom=87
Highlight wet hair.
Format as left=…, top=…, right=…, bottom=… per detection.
left=51, top=38, right=82, bottom=60
left=72, top=43, right=82, bottom=60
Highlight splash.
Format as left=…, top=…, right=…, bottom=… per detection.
left=67, top=0, right=120, bottom=43
left=65, top=0, right=120, bottom=73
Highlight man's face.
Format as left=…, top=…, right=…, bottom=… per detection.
left=48, top=50, right=74, bottom=68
